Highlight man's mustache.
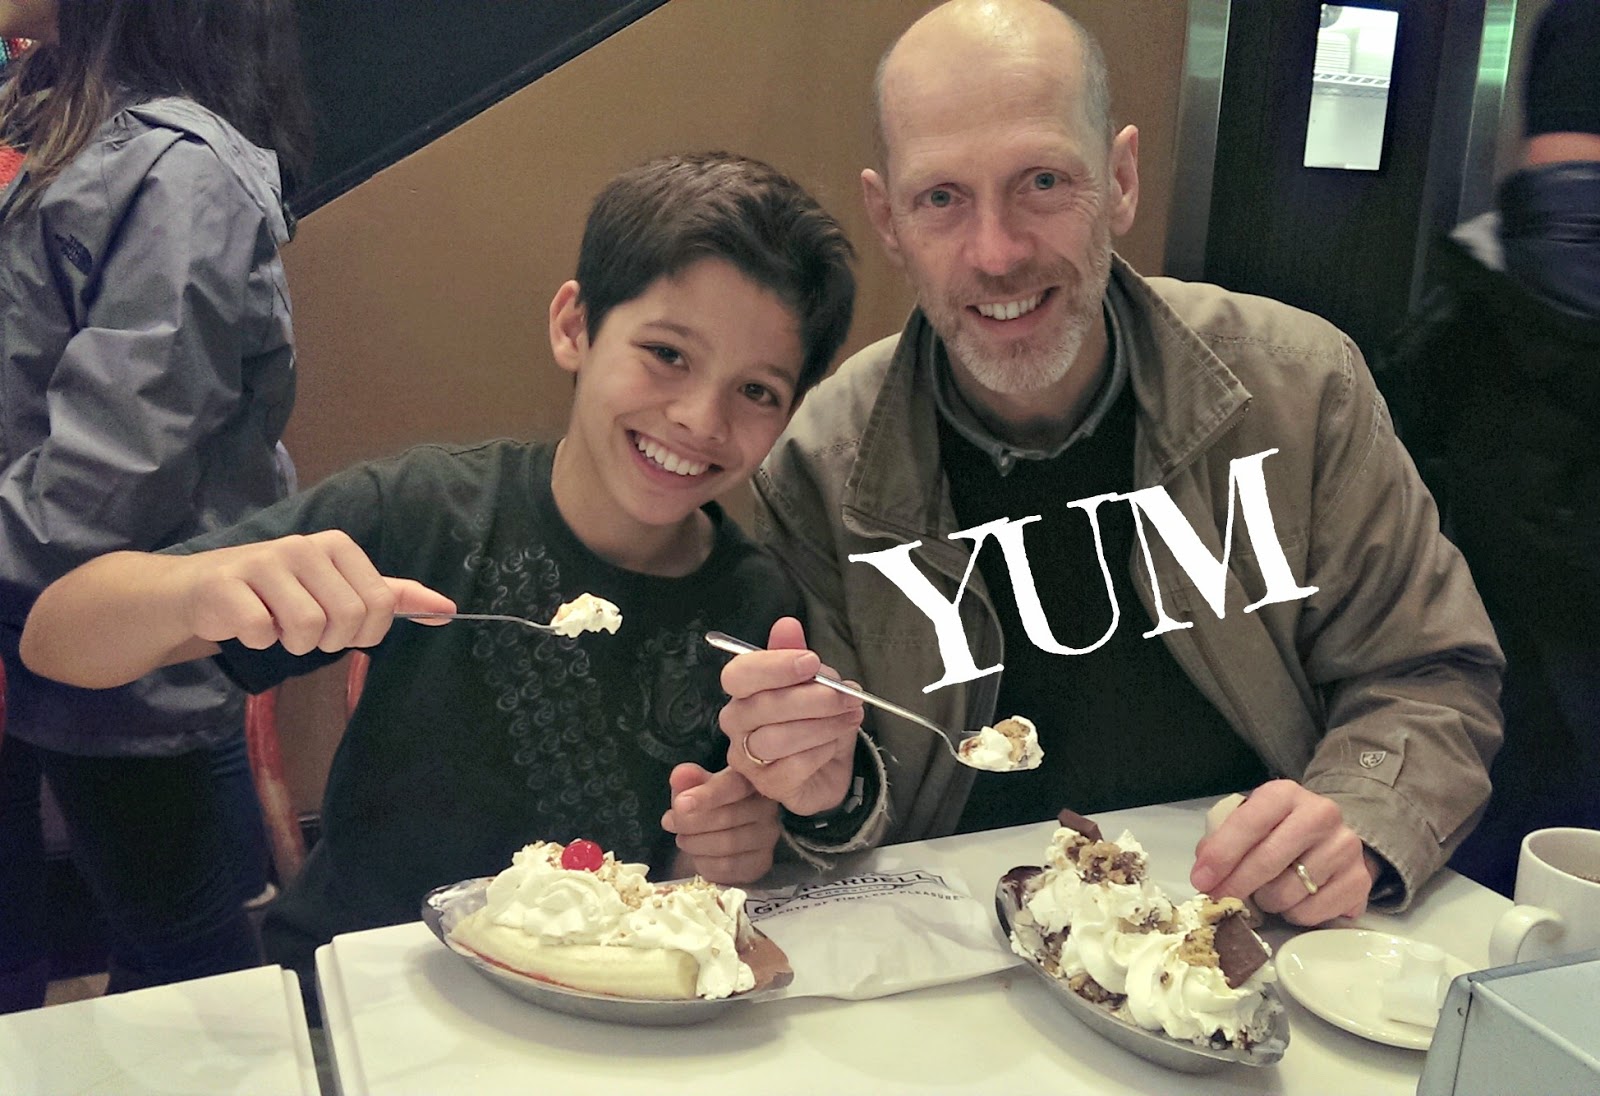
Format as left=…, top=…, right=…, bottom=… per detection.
left=953, top=262, right=1078, bottom=301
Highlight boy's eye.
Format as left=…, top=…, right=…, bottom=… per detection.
left=741, top=382, right=781, bottom=408
left=1030, top=171, right=1058, bottom=191
left=646, top=344, right=683, bottom=366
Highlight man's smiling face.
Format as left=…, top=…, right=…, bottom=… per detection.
left=863, top=5, right=1136, bottom=405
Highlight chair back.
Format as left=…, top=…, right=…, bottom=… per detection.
left=245, top=651, right=373, bottom=886
left=245, top=686, right=306, bottom=884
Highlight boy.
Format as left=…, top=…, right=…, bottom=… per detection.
left=20, top=151, right=869, bottom=985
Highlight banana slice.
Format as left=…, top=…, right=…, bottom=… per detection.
left=449, top=909, right=700, bottom=999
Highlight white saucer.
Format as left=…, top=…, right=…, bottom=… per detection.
left=1275, top=929, right=1472, bottom=1050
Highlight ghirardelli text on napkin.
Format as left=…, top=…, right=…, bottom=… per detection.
left=745, top=853, right=1020, bottom=1000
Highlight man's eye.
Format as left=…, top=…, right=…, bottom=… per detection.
left=1031, top=171, right=1058, bottom=191
left=925, top=188, right=954, bottom=208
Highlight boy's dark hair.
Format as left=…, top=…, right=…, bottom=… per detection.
left=575, top=152, right=856, bottom=399
left=0, top=0, right=313, bottom=218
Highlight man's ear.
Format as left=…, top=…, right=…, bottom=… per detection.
left=549, top=280, right=587, bottom=375
left=861, top=168, right=904, bottom=268
left=1107, top=125, right=1140, bottom=237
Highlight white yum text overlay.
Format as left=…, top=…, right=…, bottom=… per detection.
left=848, top=449, right=1319, bottom=694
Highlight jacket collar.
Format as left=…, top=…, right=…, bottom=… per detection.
left=843, top=254, right=1250, bottom=550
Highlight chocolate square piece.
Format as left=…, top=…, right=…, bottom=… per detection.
left=1056, top=807, right=1102, bottom=842
left=1212, top=909, right=1269, bottom=988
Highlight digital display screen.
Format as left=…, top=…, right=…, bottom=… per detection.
left=1304, top=5, right=1400, bottom=171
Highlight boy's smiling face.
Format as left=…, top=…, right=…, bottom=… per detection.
left=549, top=257, right=804, bottom=572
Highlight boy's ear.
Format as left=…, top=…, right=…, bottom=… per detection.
left=549, top=280, right=588, bottom=375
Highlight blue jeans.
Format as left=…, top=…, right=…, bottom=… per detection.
left=0, top=734, right=266, bottom=1012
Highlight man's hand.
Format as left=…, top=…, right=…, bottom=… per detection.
left=660, top=764, right=780, bottom=884
left=717, top=617, right=863, bottom=818
left=1190, top=779, right=1377, bottom=925
left=180, top=530, right=455, bottom=654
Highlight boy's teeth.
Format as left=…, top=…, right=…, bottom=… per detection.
left=975, top=293, right=1043, bottom=321
left=636, top=436, right=708, bottom=477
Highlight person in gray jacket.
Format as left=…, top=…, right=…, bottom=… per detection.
left=718, top=0, right=1503, bottom=923
left=0, top=0, right=311, bottom=1009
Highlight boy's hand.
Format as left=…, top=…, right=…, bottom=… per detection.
left=718, top=617, right=863, bottom=819
left=660, top=764, right=780, bottom=884
left=180, top=530, right=456, bottom=655
left=1190, top=779, right=1376, bottom=925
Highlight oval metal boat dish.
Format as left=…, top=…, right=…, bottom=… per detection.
left=993, top=868, right=1290, bottom=1074
left=421, top=878, right=789, bottom=1027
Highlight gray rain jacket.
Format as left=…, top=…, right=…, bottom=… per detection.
left=0, top=96, right=295, bottom=755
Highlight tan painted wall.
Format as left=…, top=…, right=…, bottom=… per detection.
left=272, top=0, right=1190, bottom=812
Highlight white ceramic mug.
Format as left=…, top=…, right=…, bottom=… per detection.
left=1488, top=827, right=1600, bottom=967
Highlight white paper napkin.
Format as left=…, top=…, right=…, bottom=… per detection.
left=746, top=850, right=1022, bottom=1000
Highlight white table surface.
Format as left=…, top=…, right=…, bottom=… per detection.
left=317, top=799, right=1510, bottom=1095
left=0, top=964, right=319, bottom=1096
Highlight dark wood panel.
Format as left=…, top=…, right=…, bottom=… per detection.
left=1203, top=1, right=1450, bottom=357
left=292, top=0, right=670, bottom=214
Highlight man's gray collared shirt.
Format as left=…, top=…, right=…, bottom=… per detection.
left=930, top=283, right=1135, bottom=475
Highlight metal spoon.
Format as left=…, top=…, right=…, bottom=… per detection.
left=704, top=630, right=972, bottom=762
left=395, top=611, right=560, bottom=634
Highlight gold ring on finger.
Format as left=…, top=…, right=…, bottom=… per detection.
left=742, top=734, right=770, bottom=767
left=1294, top=861, right=1320, bottom=896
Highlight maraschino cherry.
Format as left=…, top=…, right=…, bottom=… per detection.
left=560, top=838, right=604, bottom=872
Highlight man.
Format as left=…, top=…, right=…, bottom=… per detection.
left=1378, top=0, right=1599, bottom=896
left=719, top=0, right=1502, bottom=925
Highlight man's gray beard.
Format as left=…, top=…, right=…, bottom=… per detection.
left=946, top=306, right=1093, bottom=395
left=934, top=231, right=1113, bottom=398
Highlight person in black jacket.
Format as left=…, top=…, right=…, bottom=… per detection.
left=1377, top=0, right=1599, bottom=896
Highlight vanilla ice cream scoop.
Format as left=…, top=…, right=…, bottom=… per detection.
left=549, top=593, right=622, bottom=637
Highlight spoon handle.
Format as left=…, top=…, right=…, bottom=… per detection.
left=396, top=611, right=555, bottom=633
left=703, top=631, right=959, bottom=751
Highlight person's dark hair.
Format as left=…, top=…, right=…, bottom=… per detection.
left=0, top=0, right=313, bottom=218
left=575, top=152, right=857, bottom=399
left=1523, top=0, right=1600, bottom=140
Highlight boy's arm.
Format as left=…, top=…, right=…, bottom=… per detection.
left=21, top=531, right=455, bottom=689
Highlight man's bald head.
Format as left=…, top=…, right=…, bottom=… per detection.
left=871, top=0, right=1112, bottom=176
